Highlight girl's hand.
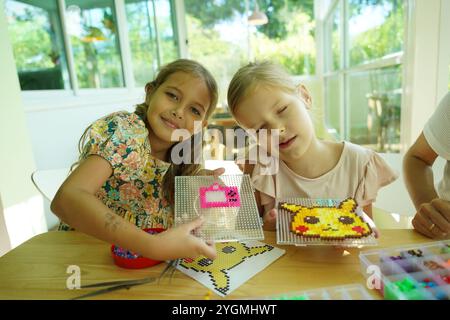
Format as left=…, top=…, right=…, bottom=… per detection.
left=412, top=198, right=450, bottom=239
left=360, top=210, right=380, bottom=239
left=197, top=167, right=225, bottom=179
left=334, top=209, right=380, bottom=250
left=151, top=217, right=217, bottom=261
left=262, top=208, right=277, bottom=231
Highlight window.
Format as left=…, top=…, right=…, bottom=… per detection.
left=125, top=0, right=159, bottom=87
left=324, top=2, right=340, bottom=72
left=125, top=0, right=179, bottom=87
left=153, top=0, right=178, bottom=65
left=6, top=0, right=178, bottom=94
left=348, top=0, right=404, bottom=67
left=348, top=65, right=402, bottom=152
left=65, top=0, right=124, bottom=88
left=254, top=0, right=316, bottom=76
left=324, top=75, right=341, bottom=138
left=5, top=0, right=70, bottom=90
left=184, top=0, right=316, bottom=107
left=323, top=0, right=404, bottom=153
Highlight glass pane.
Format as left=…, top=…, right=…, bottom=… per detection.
left=5, top=0, right=70, bottom=90
left=153, top=0, right=178, bottom=65
left=185, top=0, right=316, bottom=106
left=324, top=75, right=341, bottom=139
left=325, top=3, right=340, bottom=72
left=348, top=65, right=402, bottom=153
left=65, top=0, right=124, bottom=88
left=184, top=0, right=248, bottom=107
left=253, top=0, right=316, bottom=76
left=349, top=0, right=404, bottom=66
left=125, top=0, right=178, bottom=87
left=125, top=0, right=158, bottom=86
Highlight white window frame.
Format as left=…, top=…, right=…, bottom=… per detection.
left=321, top=0, right=406, bottom=146
left=18, top=0, right=178, bottom=112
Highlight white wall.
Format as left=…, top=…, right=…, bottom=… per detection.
left=401, top=0, right=450, bottom=149
left=25, top=95, right=143, bottom=230
left=0, top=0, right=45, bottom=251
left=25, top=96, right=142, bottom=170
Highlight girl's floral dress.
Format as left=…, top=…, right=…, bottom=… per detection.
left=58, top=111, right=173, bottom=231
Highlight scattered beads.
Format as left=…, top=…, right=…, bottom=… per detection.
left=204, top=291, right=212, bottom=300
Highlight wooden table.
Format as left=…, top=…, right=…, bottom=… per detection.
left=0, top=230, right=432, bottom=300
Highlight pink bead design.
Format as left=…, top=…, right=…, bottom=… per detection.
left=199, top=182, right=241, bottom=208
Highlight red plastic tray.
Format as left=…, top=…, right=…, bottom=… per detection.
left=111, top=228, right=165, bottom=269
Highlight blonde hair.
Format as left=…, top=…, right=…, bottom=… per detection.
left=227, top=61, right=298, bottom=115
left=74, top=59, right=218, bottom=207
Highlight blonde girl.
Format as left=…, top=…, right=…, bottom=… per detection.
left=228, top=61, right=397, bottom=231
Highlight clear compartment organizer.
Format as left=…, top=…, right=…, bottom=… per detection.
left=359, top=240, right=450, bottom=300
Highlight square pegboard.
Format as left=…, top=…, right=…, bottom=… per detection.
left=174, top=175, right=264, bottom=242
left=277, top=198, right=378, bottom=247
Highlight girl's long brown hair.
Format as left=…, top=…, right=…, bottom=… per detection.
left=74, top=59, right=218, bottom=207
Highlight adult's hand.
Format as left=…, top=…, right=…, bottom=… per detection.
left=412, top=198, right=450, bottom=239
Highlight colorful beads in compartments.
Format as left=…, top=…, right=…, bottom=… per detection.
left=260, top=284, right=373, bottom=300
left=360, top=240, right=450, bottom=300
left=441, top=244, right=450, bottom=254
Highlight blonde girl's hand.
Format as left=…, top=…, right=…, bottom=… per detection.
left=152, top=217, right=217, bottom=261
left=197, top=167, right=225, bottom=179
left=262, top=208, right=277, bottom=231
left=360, top=210, right=380, bottom=239
left=333, top=209, right=380, bottom=250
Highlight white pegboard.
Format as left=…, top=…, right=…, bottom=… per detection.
left=175, top=175, right=264, bottom=242
left=277, top=198, right=378, bottom=247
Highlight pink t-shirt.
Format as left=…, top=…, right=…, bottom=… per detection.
left=249, top=141, right=398, bottom=208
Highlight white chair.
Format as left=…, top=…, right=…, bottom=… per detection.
left=31, top=168, right=70, bottom=201
left=31, top=162, right=241, bottom=203
left=31, top=163, right=242, bottom=230
left=372, top=153, right=446, bottom=228
left=31, top=168, right=70, bottom=230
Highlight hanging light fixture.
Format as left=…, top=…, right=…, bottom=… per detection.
left=248, top=1, right=268, bottom=26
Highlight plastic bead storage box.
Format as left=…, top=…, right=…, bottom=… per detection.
left=259, top=284, right=373, bottom=300
left=359, top=241, right=450, bottom=300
